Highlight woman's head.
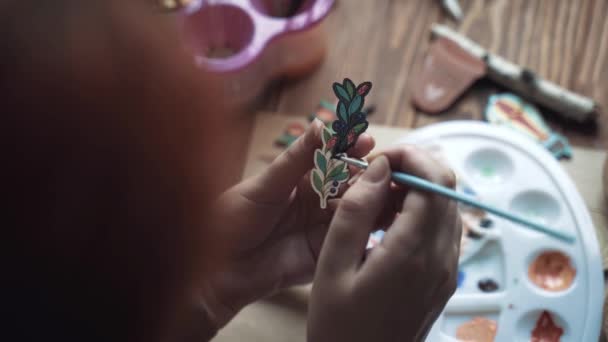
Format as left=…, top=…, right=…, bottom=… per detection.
left=2, top=1, right=231, bottom=340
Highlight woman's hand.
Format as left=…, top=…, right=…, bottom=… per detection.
left=201, top=119, right=375, bottom=328
left=308, top=146, right=461, bottom=342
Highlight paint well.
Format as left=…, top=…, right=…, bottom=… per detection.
left=509, top=190, right=561, bottom=225
left=478, top=278, right=499, bottom=292
left=456, top=317, right=497, bottom=342
left=531, top=311, right=564, bottom=342
left=465, top=148, right=514, bottom=184
left=516, top=310, right=567, bottom=341
left=528, top=251, right=576, bottom=292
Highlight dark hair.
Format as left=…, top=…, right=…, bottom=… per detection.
left=1, top=1, right=222, bottom=340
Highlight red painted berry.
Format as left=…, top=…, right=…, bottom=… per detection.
left=357, top=84, right=370, bottom=95
left=347, top=131, right=356, bottom=144
left=327, top=136, right=337, bottom=149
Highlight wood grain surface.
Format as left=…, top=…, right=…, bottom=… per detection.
left=263, top=0, right=608, bottom=149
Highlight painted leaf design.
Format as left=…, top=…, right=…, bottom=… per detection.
left=312, top=169, right=323, bottom=193
left=327, top=162, right=347, bottom=179
left=313, top=78, right=374, bottom=209
left=322, top=180, right=335, bottom=191
left=332, top=83, right=350, bottom=103
left=338, top=102, right=348, bottom=122
left=348, top=95, right=363, bottom=116
left=322, top=126, right=333, bottom=145
left=333, top=171, right=350, bottom=182
left=344, top=78, right=356, bottom=99
left=352, top=122, right=368, bottom=134
left=315, top=150, right=327, bottom=173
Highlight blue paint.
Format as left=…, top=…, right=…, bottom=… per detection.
left=457, top=270, right=465, bottom=288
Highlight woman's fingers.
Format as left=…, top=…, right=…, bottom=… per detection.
left=347, top=133, right=375, bottom=158
left=246, top=126, right=375, bottom=205
left=317, top=156, right=391, bottom=276
left=309, top=146, right=462, bottom=342
left=246, top=119, right=324, bottom=203
left=370, top=145, right=456, bottom=189
left=301, top=133, right=375, bottom=223
left=363, top=145, right=459, bottom=274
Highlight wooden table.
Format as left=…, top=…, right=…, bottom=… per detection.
left=221, top=0, right=607, bottom=191
left=213, top=113, right=608, bottom=341
left=261, top=0, right=608, bottom=149
left=214, top=1, right=608, bottom=340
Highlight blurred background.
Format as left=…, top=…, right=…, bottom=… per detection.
left=170, top=0, right=608, bottom=340
left=175, top=0, right=607, bottom=184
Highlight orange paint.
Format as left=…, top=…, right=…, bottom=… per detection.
left=286, top=122, right=305, bottom=136
left=456, top=317, right=497, bottom=342
left=315, top=107, right=336, bottom=124
left=528, top=251, right=575, bottom=292
left=531, top=311, right=564, bottom=342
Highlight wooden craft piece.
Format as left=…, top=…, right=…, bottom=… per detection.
left=410, top=37, right=486, bottom=114
left=311, top=78, right=372, bottom=208
left=431, top=24, right=599, bottom=123
left=485, top=93, right=572, bottom=159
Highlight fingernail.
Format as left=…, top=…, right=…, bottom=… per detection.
left=362, top=156, right=389, bottom=183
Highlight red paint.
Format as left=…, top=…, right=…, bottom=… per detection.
left=357, top=84, right=370, bottom=95
left=496, top=100, right=548, bottom=140
left=326, top=136, right=337, bottom=150
left=531, top=311, right=563, bottom=342
left=347, top=131, right=356, bottom=144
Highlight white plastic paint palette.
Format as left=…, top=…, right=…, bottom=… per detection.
left=391, top=121, right=603, bottom=341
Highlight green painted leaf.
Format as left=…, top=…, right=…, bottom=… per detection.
left=352, top=122, right=368, bottom=134
left=333, top=83, right=350, bottom=103
left=322, top=127, right=332, bottom=145
left=315, top=150, right=327, bottom=173
left=333, top=171, right=350, bottom=182
left=349, top=95, right=363, bottom=116
left=327, top=163, right=346, bottom=179
left=312, top=170, right=323, bottom=193
left=344, top=78, right=356, bottom=99
left=338, top=102, right=348, bottom=122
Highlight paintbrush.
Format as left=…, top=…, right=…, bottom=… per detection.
left=337, top=155, right=576, bottom=244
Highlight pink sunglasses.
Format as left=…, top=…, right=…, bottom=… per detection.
left=178, top=0, right=335, bottom=107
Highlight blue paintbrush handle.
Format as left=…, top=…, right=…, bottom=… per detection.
left=336, top=155, right=575, bottom=244
left=390, top=171, right=575, bottom=244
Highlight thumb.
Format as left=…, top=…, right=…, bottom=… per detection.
left=317, top=156, right=391, bottom=276
left=245, top=119, right=324, bottom=203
